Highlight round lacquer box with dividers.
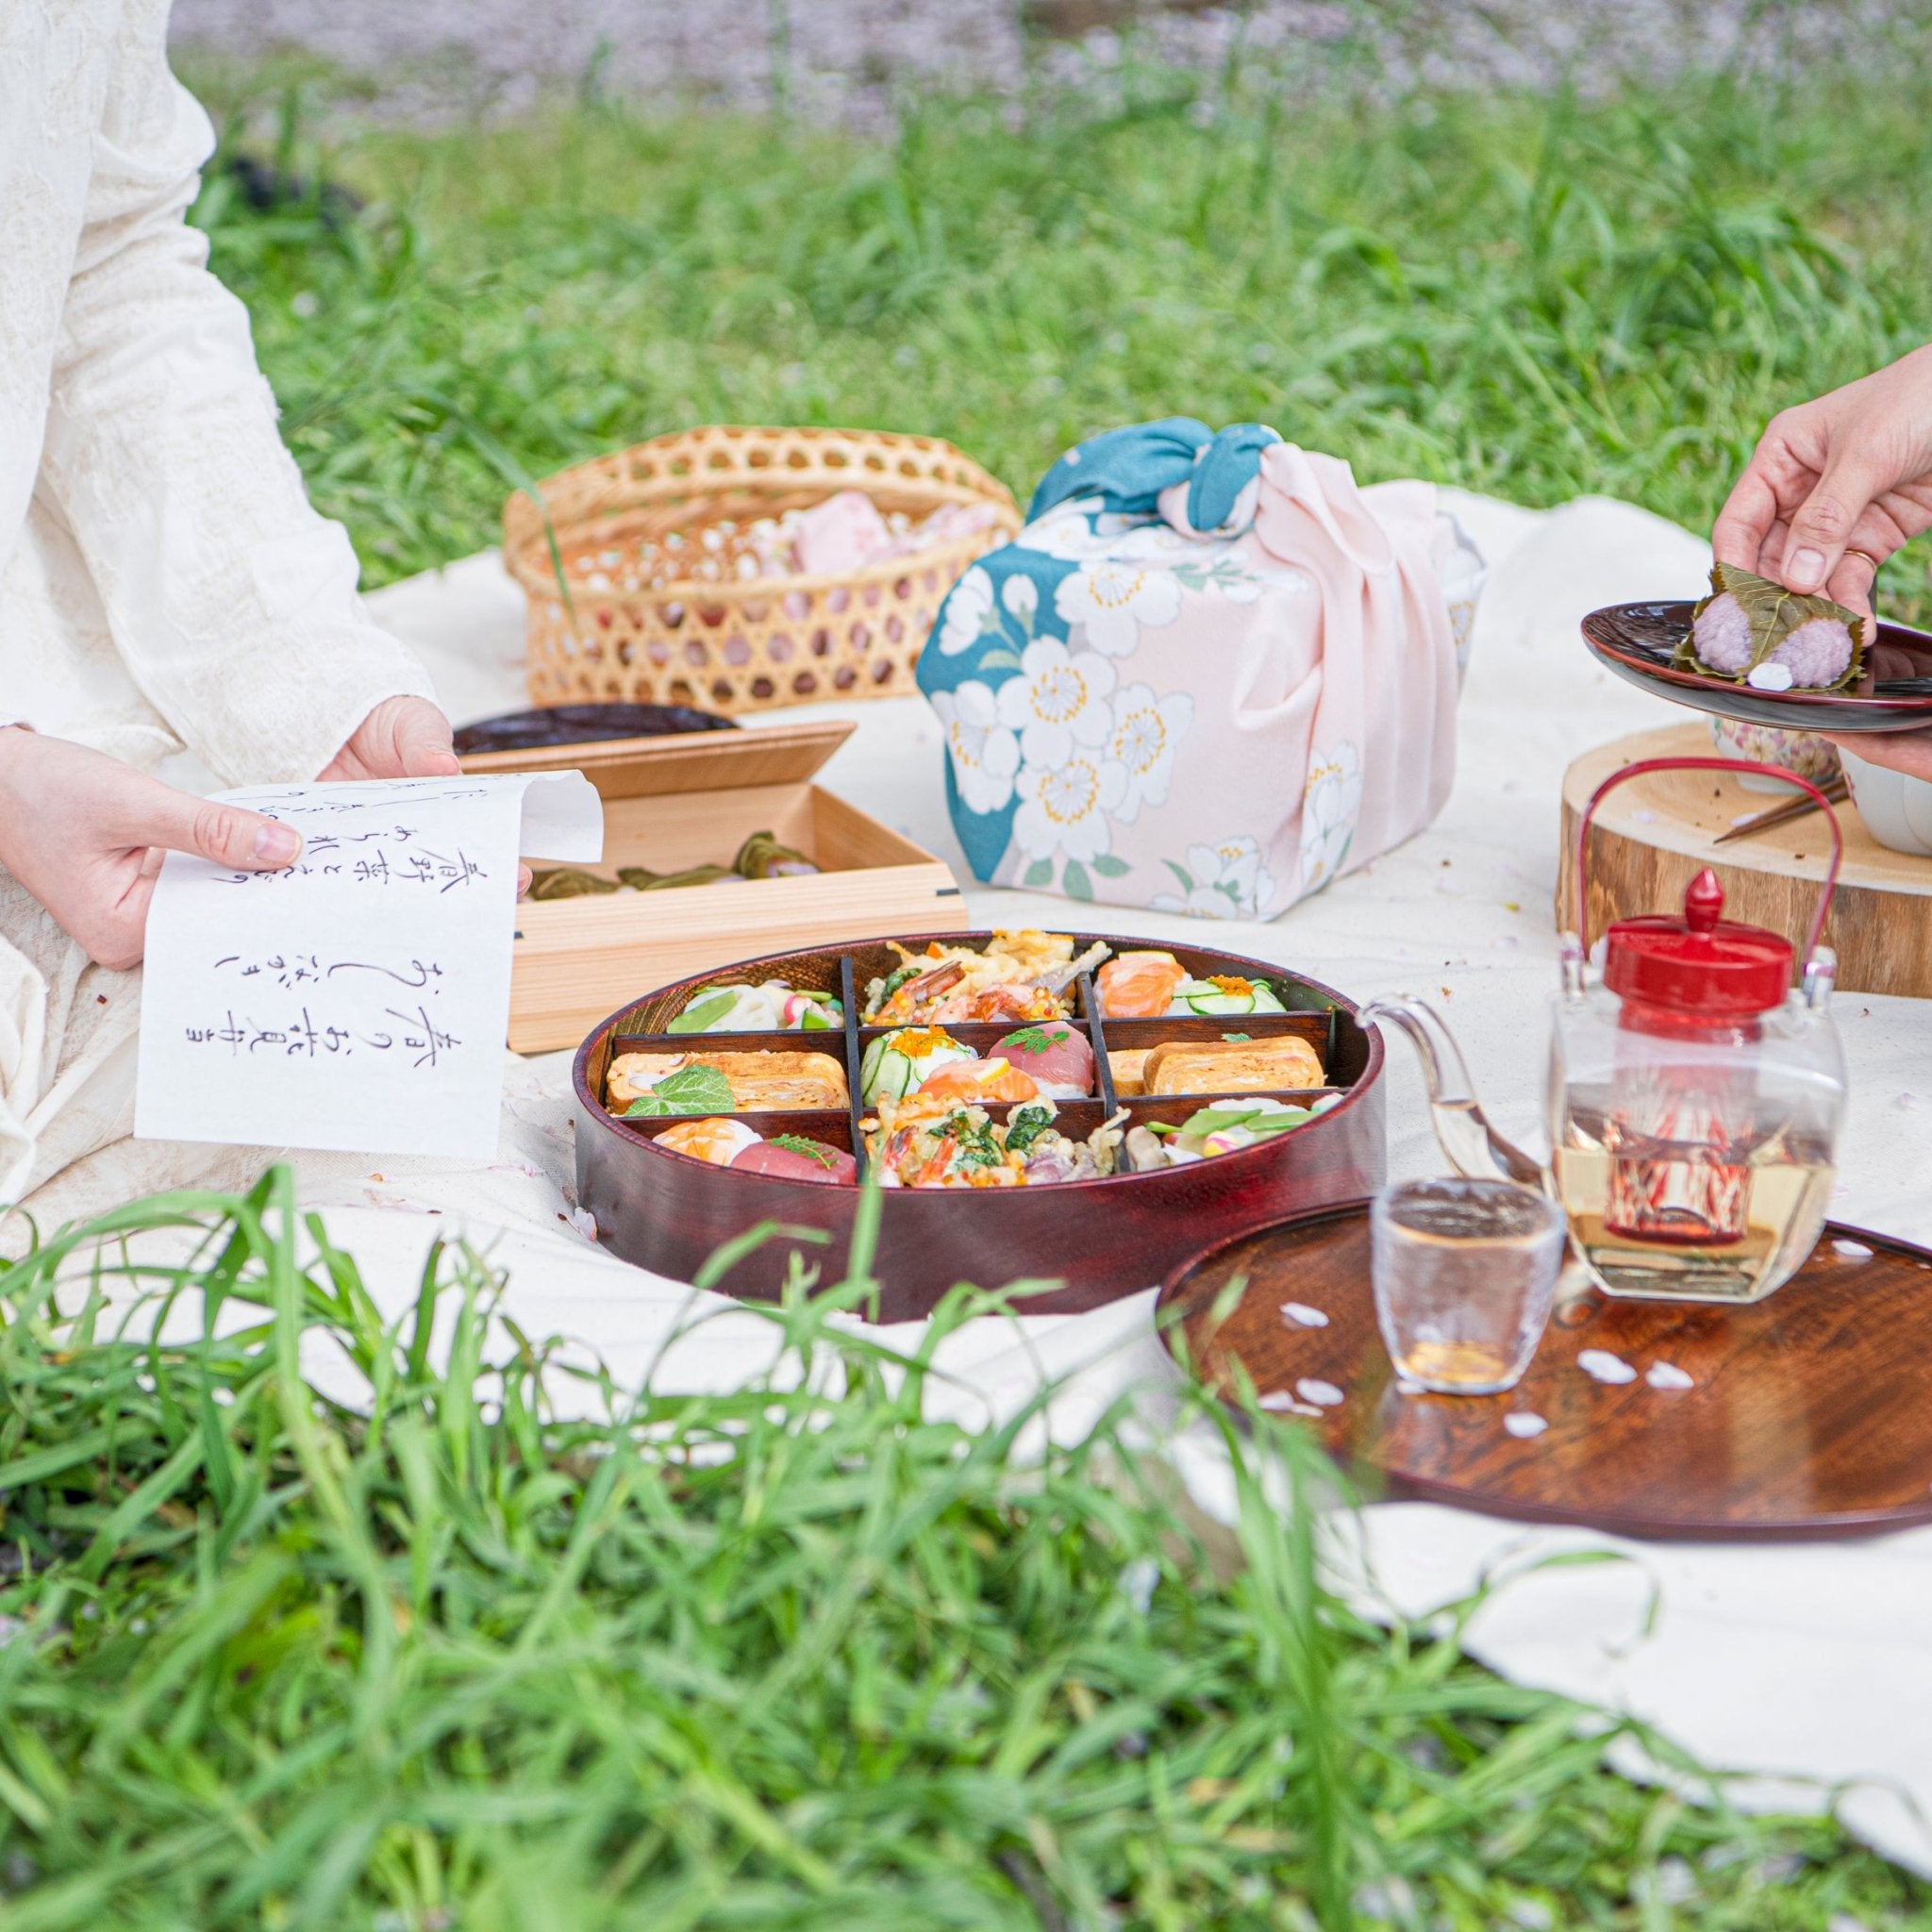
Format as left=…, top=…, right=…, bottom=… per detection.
left=572, top=931, right=1389, bottom=1320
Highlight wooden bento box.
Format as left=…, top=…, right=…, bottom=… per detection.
left=460, top=719, right=969, bottom=1052
left=573, top=930, right=1388, bottom=1321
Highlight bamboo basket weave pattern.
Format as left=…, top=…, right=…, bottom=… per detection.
left=503, top=426, right=1023, bottom=715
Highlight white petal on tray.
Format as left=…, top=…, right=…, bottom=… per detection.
left=1504, top=1411, right=1548, bottom=1439
left=1295, top=1377, right=1346, bottom=1408
left=1745, top=661, right=1796, bottom=691
left=1258, top=1390, right=1323, bottom=1417
left=1645, top=1361, right=1694, bottom=1391
left=1577, top=1348, right=1638, bottom=1385
left=1833, top=1239, right=1874, bottom=1259
left=1279, top=1301, right=1330, bottom=1328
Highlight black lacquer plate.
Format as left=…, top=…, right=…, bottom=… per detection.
left=453, top=702, right=737, bottom=754
left=1582, top=601, right=1932, bottom=734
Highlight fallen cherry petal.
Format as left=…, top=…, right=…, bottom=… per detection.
left=1295, top=1377, right=1345, bottom=1407
left=1258, top=1391, right=1323, bottom=1417
left=1645, top=1361, right=1693, bottom=1391
left=1280, top=1301, right=1330, bottom=1327
left=1577, top=1348, right=1637, bottom=1385
left=1504, top=1411, right=1548, bottom=1439
left=1833, top=1239, right=1874, bottom=1259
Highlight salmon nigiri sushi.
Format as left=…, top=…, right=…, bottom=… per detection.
left=1096, top=951, right=1188, bottom=1019
left=915, top=1056, right=1041, bottom=1105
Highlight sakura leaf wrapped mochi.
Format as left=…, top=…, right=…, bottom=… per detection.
left=917, top=417, right=1479, bottom=919
left=1686, top=562, right=1869, bottom=691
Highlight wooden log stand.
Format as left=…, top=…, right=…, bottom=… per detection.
left=1557, top=724, right=1932, bottom=1000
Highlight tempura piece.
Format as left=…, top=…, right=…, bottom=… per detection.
left=862, top=931, right=1108, bottom=1024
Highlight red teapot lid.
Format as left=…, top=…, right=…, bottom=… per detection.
left=1603, top=869, right=1791, bottom=1017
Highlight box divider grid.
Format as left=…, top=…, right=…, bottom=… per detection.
left=840, top=955, right=868, bottom=1182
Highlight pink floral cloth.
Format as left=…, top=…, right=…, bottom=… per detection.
left=921, top=438, right=1475, bottom=920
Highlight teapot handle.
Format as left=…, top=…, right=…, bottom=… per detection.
left=1574, top=757, right=1843, bottom=965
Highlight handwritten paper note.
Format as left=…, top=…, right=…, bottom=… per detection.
left=135, top=773, right=603, bottom=1158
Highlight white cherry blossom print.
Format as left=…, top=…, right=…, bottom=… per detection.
left=928, top=681, right=1019, bottom=815
left=1054, top=558, right=1182, bottom=657
left=935, top=564, right=997, bottom=656
left=1012, top=754, right=1128, bottom=866
left=1108, top=682, right=1193, bottom=824
left=1019, top=498, right=1120, bottom=561
left=1150, top=836, right=1281, bottom=921
left=1000, top=573, right=1039, bottom=621
left=994, top=637, right=1117, bottom=770
left=1296, top=741, right=1363, bottom=899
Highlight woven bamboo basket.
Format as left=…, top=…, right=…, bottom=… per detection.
left=502, top=425, right=1023, bottom=715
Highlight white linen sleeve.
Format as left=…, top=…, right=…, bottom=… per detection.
left=33, top=20, right=436, bottom=787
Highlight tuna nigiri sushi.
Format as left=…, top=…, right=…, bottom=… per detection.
left=731, top=1135, right=858, bottom=1184
left=991, top=1023, right=1094, bottom=1099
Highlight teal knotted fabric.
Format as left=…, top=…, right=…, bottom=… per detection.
left=1026, top=418, right=1283, bottom=534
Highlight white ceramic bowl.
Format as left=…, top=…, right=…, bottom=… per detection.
left=1839, top=745, right=1932, bottom=857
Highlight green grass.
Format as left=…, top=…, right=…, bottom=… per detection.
left=0, top=1168, right=1927, bottom=1929
left=182, top=56, right=1932, bottom=617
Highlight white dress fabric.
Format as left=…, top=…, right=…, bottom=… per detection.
left=0, top=0, right=434, bottom=1209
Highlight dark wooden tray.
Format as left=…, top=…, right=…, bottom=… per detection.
left=1157, top=1201, right=1932, bottom=1541
left=574, top=931, right=1386, bottom=1320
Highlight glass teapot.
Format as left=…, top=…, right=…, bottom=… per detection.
left=1365, top=757, right=1848, bottom=1305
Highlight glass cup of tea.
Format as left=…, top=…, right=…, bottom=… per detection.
left=1370, top=1177, right=1566, bottom=1395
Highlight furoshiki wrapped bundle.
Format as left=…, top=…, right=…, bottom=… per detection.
left=916, top=418, right=1484, bottom=920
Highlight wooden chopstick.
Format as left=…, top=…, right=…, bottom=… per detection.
left=1712, top=775, right=1850, bottom=845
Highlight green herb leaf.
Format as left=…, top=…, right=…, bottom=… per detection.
left=1000, top=1025, right=1058, bottom=1056
left=623, top=1065, right=736, bottom=1117
left=768, top=1134, right=840, bottom=1168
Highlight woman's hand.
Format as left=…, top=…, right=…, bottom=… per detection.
left=0, top=729, right=303, bottom=971
left=1712, top=345, right=1932, bottom=622
left=320, top=696, right=530, bottom=893
left=1715, top=347, right=1932, bottom=778
left=317, top=694, right=460, bottom=781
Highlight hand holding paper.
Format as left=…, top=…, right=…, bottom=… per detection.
left=135, top=773, right=603, bottom=1159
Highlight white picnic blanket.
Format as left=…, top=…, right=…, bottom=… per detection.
left=102, top=490, right=1932, bottom=1874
